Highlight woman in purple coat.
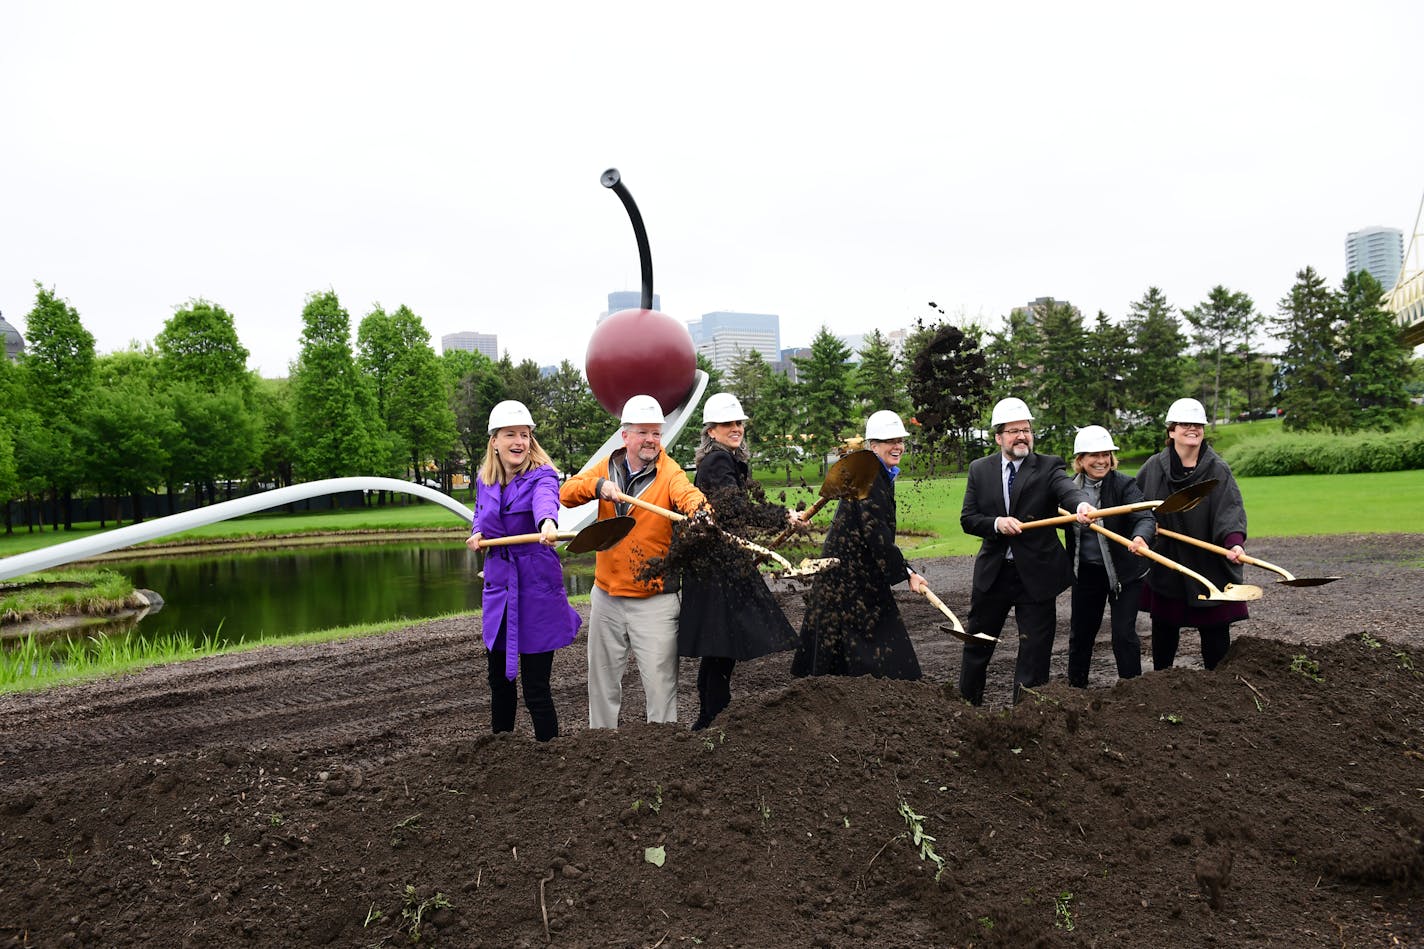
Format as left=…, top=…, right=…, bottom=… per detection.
left=466, top=400, right=582, bottom=741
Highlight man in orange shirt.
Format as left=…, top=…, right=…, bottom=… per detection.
left=560, top=394, right=707, bottom=728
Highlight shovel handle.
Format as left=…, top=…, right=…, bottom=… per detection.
left=1060, top=508, right=1222, bottom=598
left=476, top=531, right=575, bottom=548
left=1019, top=500, right=1158, bottom=530
left=918, top=587, right=963, bottom=630
left=1153, top=526, right=1288, bottom=580
left=615, top=490, right=794, bottom=571
left=770, top=496, right=828, bottom=548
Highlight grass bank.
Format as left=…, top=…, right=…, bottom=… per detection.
left=1, top=570, right=138, bottom=625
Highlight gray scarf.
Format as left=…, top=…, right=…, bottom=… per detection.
left=1073, top=473, right=1121, bottom=594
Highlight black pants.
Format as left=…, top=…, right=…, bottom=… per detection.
left=1151, top=618, right=1231, bottom=672
left=486, top=632, right=558, bottom=742
left=958, top=562, right=1056, bottom=706
left=692, top=657, right=736, bottom=731
left=1067, top=565, right=1143, bottom=687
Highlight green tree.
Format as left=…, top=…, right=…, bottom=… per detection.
left=1124, top=287, right=1188, bottom=432
left=854, top=330, right=904, bottom=419
left=155, top=299, right=251, bottom=390
left=1274, top=267, right=1352, bottom=432
left=1084, top=310, right=1131, bottom=428
left=727, top=349, right=775, bottom=424
left=446, top=350, right=507, bottom=482
left=1184, top=286, right=1254, bottom=426
left=360, top=305, right=457, bottom=485
left=497, top=355, right=549, bottom=413
left=291, top=290, right=384, bottom=481
left=0, top=355, right=22, bottom=532
left=252, top=377, right=297, bottom=490
left=982, top=308, right=1043, bottom=403
left=794, top=327, right=855, bottom=474
left=1340, top=269, right=1411, bottom=429
left=80, top=377, right=175, bottom=525
left=904, top=319, right=988, bottom=471
left=20, top=284, right=95, bottom=529
left=540, top=360, right=606, bottom=475
left=756, top=369, right=805, bottom=485
left=1027, top=301, right=1093, bottom=456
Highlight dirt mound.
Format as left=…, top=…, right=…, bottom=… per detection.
left=0, top=535, right=1421, bottom=947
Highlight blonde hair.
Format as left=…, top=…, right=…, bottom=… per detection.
left=1071, top=451, right=1119, bottom=475
left=478, top=430, right=556, bottom=486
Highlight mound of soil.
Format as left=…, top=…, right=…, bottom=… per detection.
left=0, top=534, right=1421, bottom=947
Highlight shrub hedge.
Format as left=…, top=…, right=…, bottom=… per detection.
left=1223, top=423, right=1424, bottom=476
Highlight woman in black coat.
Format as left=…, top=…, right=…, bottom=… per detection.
left=791, top=410, right=928, bottom=680
left=678, top=393, right=799, bottom=731
left=1063, top=425, right=1155, bottom=687
left=1135, top=398, right=1249, bottom=671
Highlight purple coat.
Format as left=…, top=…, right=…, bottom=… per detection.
left=474, top=464, right=581, bottom=679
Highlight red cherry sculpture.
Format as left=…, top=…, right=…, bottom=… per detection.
left=585, top=307, right=697, bottom=416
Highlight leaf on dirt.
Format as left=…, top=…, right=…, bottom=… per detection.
left=644, top=845, right=666, bottom=867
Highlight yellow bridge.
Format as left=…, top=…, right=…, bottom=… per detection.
left=1385, top=192, right=1424, bottom=348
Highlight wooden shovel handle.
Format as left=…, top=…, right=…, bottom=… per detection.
left=770, top=496, right=828, bottom=548
left=615, top=489, right=793, bottom=571
left=478, top=531, right=575, bottom=548
left=1060, top=508, right=1220, bottom=596
left=1019, top=500, right=1158, bottom=530
left=1154, top=526, right=1283, bottom=576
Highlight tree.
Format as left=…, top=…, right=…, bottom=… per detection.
left=540, top=360, right=607, bottom=475
left=1340, top=269, right=1411, bottom=429
left=155, top=299, right=251, bottom=391
left=727, top=349, right=775, bottom=424
left=1084, top=310, right=1132, bottom=427
left=1184, top=286, right=1254, bottom=426
left=1025, top=301, right=1093, bottom=456
left=252, top=377, right=297, bottom=490
left=360, top=305, right=457, bottom=485
left=1124, top=287, right=1188, bottom=432
left=80, top=377, right=175, bottom=525
left=1273, top=267, right=1352, bottom=432
left=793, top=327, right=855, bottom=474
left=904, top=319, right=987, bottom=472
left=446, top=350, right=506, bottom=482
left=756, top=369, right=805, bottom=485
left=0, top=356, right=21, bottom=532
left=497, top=355, right=549, bottom=413
left=291, top=290, right=384, bottom=481
left=20, top=284, right=95, bottom=529
left=854, top=330, right=904, bottom=419
left=982, top=308, right=1043, bottom=403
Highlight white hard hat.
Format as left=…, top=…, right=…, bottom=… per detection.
left=1073, top=425, right=1119, bottom=454
left=619, top=394, right=666, bottom=425
left=702, top=392, right=748, bottom=425
left=865, top=410, right=910, bottom=440
left=1165, top=398, right=1208, bottom=425
left=990, top=397, right=1034, bottom=427
left=487, top=400, right=536, bottom=434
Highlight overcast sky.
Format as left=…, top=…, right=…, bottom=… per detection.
left=3, top=2, right=1420, bottom=377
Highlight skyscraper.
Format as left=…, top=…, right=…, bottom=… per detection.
left=441, top=331, right=499, bottom=360
left=686, top=311, right=780, bottom=374
left=605, top=290, right=661, bottom=317
left=1345, top=226, right=1404, bottom=291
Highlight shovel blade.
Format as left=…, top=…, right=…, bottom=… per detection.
left=1277, top=576, right=1341, bottom=587
left=565, top=515, right=636, bottom=554
left=939, top=623, right=997, bottom=644
left=1154, top=478, right=1219, bottom=514
left=775, top=557, right=840, bottom=578
left=821, top=450, right=882, bottom=501
left=1198, top=582, right=1264, bottom=602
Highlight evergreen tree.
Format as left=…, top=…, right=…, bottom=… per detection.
left=727, top=349, right=774, bottom=424
left=1085, top=310, right=1132, bottom=428
left=1340, top=270, right=1411, bottom=429
left=982, top=308, right=1043, bottom=403
left=1028, top=301, right=1093, bottom=456
left=1124, top=287, right=1188, bottom=430
left=793, top=327, right=855, bottom=474
left=854, top=330, right=904, bottom=418
left=291, top=290, right=383, bottom=481
left=1273, top=267, right=1352, bottom=432
left=757, top=369, right=804, bottom=485
left=1184, top=286, right=1254, bottom=426
left=904, top=319, right=987, bottom=471
left=541, top=360, right=607, bottom=475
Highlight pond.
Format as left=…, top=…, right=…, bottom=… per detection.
left=34, top=543, right=596, bottom=650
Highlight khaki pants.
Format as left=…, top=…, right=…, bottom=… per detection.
left=587, top=587, right=680, bottom=728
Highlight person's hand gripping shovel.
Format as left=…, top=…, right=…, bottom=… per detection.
left=769, top=449, right=882, bottom=549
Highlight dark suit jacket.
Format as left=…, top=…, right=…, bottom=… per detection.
left=960, top=451, right=1089, bottom=602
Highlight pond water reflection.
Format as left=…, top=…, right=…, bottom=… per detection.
left=76, top=544, right=595, bottom=649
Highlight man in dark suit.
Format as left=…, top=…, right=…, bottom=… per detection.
left=958, top=397, right=1094, bottom=705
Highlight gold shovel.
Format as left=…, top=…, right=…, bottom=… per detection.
left=1020, top=479, right=1219, bottom=531
left=770, top=449, right=882, bottom=548
left=916, top=585, right=996, bottom=644
left=476, top=515, right=636, bottom=554
left=1154, top=527, right=1341, bottom=587
left=1058, top=508, right=1262, bottom=602
left=614, top=490, right=838, bottom=579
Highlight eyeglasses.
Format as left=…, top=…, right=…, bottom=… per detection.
left=1173, top=423, right=1205, bottom=431
left=1001, top=427, right=1033, bottom=436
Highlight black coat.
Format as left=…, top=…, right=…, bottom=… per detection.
left=960, top=451, right=1089, bottom=602
left=1135, top=443, right=1248, bottom=608
left=1063, top=468, right=1155, bottom=590
left=790, top=464, right=921, bottom=680
left=677, top=447, right=798, bottom=660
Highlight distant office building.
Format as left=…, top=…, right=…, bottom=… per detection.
left=0, top=311, right=23, bottom=362
left=686, top=311, right=780, bottom=374
left=1011, top=296, right=1076, bottom=327
left=441, top=331, right=499, bottom=360
left=600, top=290, right=662, bottom=324
left=1345, top=226, right=1404, bottom=291
left=773, top=346, right=812, bottom=382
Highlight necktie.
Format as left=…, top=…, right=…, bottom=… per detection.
left=1006, top=462, right=1016, bottom=508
